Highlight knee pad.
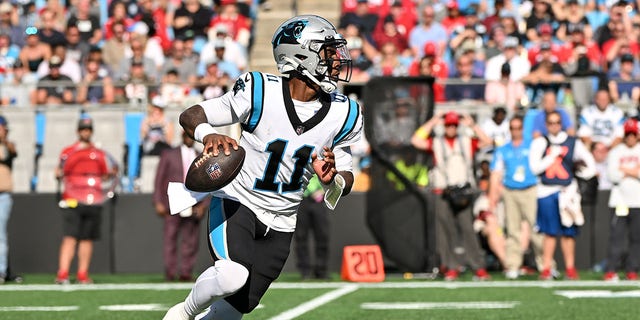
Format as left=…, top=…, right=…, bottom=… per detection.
left=212, top=260, right=249, bottom=296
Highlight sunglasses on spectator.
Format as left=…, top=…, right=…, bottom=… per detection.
left=546, top=120, right=561, bottom=125
left=509, top=126, right=522, bottom=130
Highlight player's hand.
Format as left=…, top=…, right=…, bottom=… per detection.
left=202, top=134, right=238, bottom=156
left=312, top=146, right=337, bottom=184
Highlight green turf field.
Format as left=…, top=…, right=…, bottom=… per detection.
left=1, top=273, right=640, bottom=319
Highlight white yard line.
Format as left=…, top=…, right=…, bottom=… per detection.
left=267, top=284, right=360, bottom=320
left=0, top=280, right=639, bottom=292
left=361, top=301, right=521, bottom=310
left=0, top=306, right=79, bottom=311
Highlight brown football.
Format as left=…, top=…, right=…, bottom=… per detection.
left=185, top=146, right=246, bottom=192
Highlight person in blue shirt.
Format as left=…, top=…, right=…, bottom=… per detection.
left=489, top=115, right=543, bottom=279
left=531, top=90, right=575, bottom=138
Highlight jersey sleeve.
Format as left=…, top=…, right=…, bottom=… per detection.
left=199, top=72, right=258, bottom=127
left=334, top=146, right=354, bottom=173
left=333, top=98, right=364, bottom=149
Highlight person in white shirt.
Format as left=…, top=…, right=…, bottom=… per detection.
left=529, top=110, right=596, bottom=280
left=484, top=36, right=531, bottom=82
left=603, top=119, right=640, bottom=281
left=577, top=89, right=625, bottom=150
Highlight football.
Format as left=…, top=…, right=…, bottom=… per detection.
left=185, top=146, right=246, bottom=192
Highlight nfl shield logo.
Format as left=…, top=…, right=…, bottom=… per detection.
left=207, top=163, right=223, bottom=180
left=296, top=125, right=305, bottom=135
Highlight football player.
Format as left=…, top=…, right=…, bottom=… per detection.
left=163, top=15, right=363, bottom=320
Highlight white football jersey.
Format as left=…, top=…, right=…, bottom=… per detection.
left=577, top=104, right=625, bottom=147
left=199, top=72, right=363, bottom=231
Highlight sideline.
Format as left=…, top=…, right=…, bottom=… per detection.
left=0, top=280, right=639, bottom=291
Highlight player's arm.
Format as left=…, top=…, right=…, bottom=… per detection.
left=180, top=73, right=254, bottom=156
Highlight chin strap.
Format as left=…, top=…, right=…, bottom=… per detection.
left=279, top=56, right=337, bottom=93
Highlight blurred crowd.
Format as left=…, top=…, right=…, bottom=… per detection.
left=339, top=0, right=640, bottom=111
left=0, top=0, right=257, bottom=108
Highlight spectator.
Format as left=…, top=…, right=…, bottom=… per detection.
left=411, top=111, right=492, bottom=281
left=66, top=0, right=102, bottom=46
left=577, top=89, right=625, bottom=150
left=608, top=53, right=640, bottom=103
left=560, top=23, right=602, bottom=76
left=368, top=41, right=408, bottom=77
left=527, top=24, right=564, bottom=65
left=449, top=11, right=487, bottom=62
left=524, top=0, right=560, bottom=43
left=203, top=24, right=248, bottom=73
left=140, top=96, right=174, bottom=156
left=592, top=141, right=613, bottom=191
left=472, top=175, right=507, bottom=270
left=445, top=54, right=485, bottom=101
left=161, top=39, right=198, bottom=87
left=489, top=115, right=543, bottom=279
left=37, top=8, right=67, bottom=48
left=556, top=0, right=592, bottom=42
left=480, top=106, right=510, bottom=149
left=171, top=0, right=213, bottom=45
left=117, top=35, right=159, bottom=83
left=379, top=0, right=417, bottom=37
left=129, top=23, right=165, bottom=73
left=210, top=1, right=252, bottom=49
left=371, top=17, right=410, bottom=55
left=197, top=61, right=229, bottom=101
left=522, top=42, right=567, bottom=104
left=138, top=0, right=172, bottom=53
left=295, top=175, right=330, bottom=280
left=603, top=119, right=640, bottom=281
left=54, top=116, right=118, bottom=284
left=76, top=59, right=115, bottom=105
left=408, top=6, right=447, bottom=58
left=197, top=39, right=240, bottom=80
left=485, top=36, right=530, bottom=82
left=0, top=2, right=22, bottom=48
left=408, top=42, right=449, bottom=102
left=102, top=21, right=129, bottom=75
left=64, top=25, right=91, bottom=66
left=532, top=90, right=575, bottom=138
left=35, top=55, right=75, bottom=105
left=122, top=59, right=151, bottom=106
left=346, top=36, right=372, bottom=83
left=484, top=24, right=508, bottom=60
left=529, top=110, right=596, bottom=280
left=484, top=62, right=526, bottom=112
left=153, top=131, right=208, bottom=282
left=0, top=115, right=16, bottom=282
left=441, top=1, right=467, bottom=36
left=0, top=32, right=19, bottom=82
left=339, top=0, right=379, bottom=43
left=1, top=60, right=35, bottom=107
left=103, top=1, right=134, bottom=41
left=160, top=69, right=190, bottom=107
left=18, top=27, right=51, bottom=81
left=603, top=22, right=639, bottom=76
left=37, top=44, right=82, bottom=84
left=499, top=10, right=525, bottom=45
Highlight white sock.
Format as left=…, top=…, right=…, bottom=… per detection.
left=195, top=299, right=243, bottom=320
left=183, top=260, right=249, bottom=317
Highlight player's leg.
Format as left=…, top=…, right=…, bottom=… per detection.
left=224, top=219, right=293, bottom=314
left=165, top=198, right=251, bottom=320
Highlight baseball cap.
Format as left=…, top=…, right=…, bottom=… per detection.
left=621, top=53, right=635, bottom=63
left=77, top=116, right=93, bottom=130
left=213, top=39, right=226, bottom=49
left=503, top=36, right=519, bottom=48
left=214, top=24, right=229, bottom=35
left=424, top=42, right=437, bottom=56
left=49, top=55, right=62, bottom=67
left=624, top=119, right=638, bottom=135
left=444, top=111, right=459, bottom=126
left=0, top=115, right=7, bottom=127
left=151, top=96, right=167, bottom=109
left=447, top=1, right=459, bottom=9
left=537, top=23, right=553, bottom=35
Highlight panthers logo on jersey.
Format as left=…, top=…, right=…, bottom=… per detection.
left=272, top=20, right=307, bottom=48
left=233, top=77, right=246, bottom=96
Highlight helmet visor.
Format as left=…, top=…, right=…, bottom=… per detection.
left=318, top=40, right=352, bottom=83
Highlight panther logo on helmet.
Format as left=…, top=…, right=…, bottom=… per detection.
left=272, top=20, right=308, bottom=48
